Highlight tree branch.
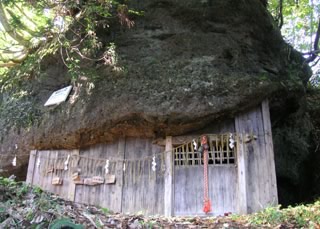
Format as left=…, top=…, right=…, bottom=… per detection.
left=305, top=18, right=320, bottom=64
left=278, top=0, right=284, bottom=29
left=0, top=2, right=30, bottom=47
left=302, top=50, right=320, bottom=55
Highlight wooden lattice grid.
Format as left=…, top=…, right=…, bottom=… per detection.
left=173, top=134, right=237, bottom=167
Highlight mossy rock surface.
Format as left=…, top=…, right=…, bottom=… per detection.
left=0, top=0, right=311, bottom=204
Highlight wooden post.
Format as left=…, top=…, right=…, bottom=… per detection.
left=261, top=99, right=278, bottom=205
left=235, top=111, right=249, bottom=215
left=26, top=150, right=37, bottom=185
left=67, top=149, right=79, bottom=201
left=164, top=136, right=173, bottom=217
left=235, top=133, right=248, bottom=214
left=118, top=137, right=126, bottom=213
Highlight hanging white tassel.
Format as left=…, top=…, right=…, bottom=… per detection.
left=192, top=139, right=198, bottom=151
left=12, top=155, right=17, bottom=167
left=152, top=156, right=157, bottom=172
left=64, top=154, right=70, bottom=170
left=36, top=157, right=41, bottom=168
left=105, top=160, right=110, bottom=174
left=229, top=133, right=235, bottom=149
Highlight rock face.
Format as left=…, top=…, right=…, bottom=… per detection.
left=0, top=0, right=309, bottom=197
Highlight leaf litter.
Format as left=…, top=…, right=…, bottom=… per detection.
left=0, top=176, right=319, bottom=228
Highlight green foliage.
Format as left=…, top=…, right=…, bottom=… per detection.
left=49, top=218, right=84, bottom=229
left=248, top=205, right=285, bottom=225
left=101, top=207, right=111, bottom=215
left=268, top=0, right=320, bottom=81
left=0, top=0, right=139, bottom=86
left=268, top=0, right=319, bottom=49
left=246, top=201, right=320, bottom=227
left=139, top=220, right=158, bottom=229
left=0, top=1, right=54, bottom=65
left=0, top=177, right=29, bottom=198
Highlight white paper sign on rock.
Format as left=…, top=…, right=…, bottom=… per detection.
left=44, top=86, right=72, bottom=106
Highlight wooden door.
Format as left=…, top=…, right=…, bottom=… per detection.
left=173, top=138, right=238, bottom=216
left=174, top=120, right=238, bottom=216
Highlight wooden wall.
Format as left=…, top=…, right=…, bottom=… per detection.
left=26, top=100, right=278, bottom=216
left=235, top=100, right=278, bottom=213
left=26, top=138, right=164, bottom=215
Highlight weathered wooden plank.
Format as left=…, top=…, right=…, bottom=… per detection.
left=121, top=137, right=165, bottom=215
left=164, top=136, right=173, bottom=217
left=154, top=134, right=225, bottom=147
left=31, top=151, right=42, bottom=187
left=26, top=150, right=37, bottom=184
left=255, top=104, right=269, bottom=208
left=235, top=109, right=257, bottom=213
left=67, top=149, right=79, bottom=201
left=41, top=151, right=53, bottom=192
left=234, top=133, right=247, bottom=214
left=261, top=99, right=278, bottom=205
left=117, top=137, right=125, bottom=212
left=153, top=135, right=198, bottom=146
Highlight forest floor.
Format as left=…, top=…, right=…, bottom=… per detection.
left=0, top=176, right=319, bottom=229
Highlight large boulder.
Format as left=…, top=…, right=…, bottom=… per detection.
left=0, top=0, right=309, bottom=182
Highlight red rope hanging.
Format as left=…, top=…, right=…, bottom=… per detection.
left=201, top=135, right=212, bottom=214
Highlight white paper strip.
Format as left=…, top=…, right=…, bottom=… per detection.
left=105, top=160, right=110, bottom=174
left=193, top=139, right=198, bottom=151
left=229, top=133, right=235, bottom=149
left=64, top=154, right=70, bottom=170
left=152, top=156, right=156, bottom=171
left=12, top=156, right=17, bottom=167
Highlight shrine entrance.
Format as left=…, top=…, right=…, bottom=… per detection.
left=173, top=134, right=238, bottom=216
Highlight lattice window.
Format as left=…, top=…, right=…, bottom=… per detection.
left=173, top=134, right=237, bottom=166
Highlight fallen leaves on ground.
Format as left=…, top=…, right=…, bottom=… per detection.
left=0, top=177, right=319, bottom=228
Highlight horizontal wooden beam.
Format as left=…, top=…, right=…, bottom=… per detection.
left=154, top=134, right=228, bottom=146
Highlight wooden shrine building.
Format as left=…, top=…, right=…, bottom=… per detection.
left=26, top=100, right=278, bottom=216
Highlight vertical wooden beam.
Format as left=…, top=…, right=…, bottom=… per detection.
left=235, top=124, right=248, bottom=214
left=164, top=136, right=173, bottom=217
left=118, top=137, right=126, bottom=213
left=261, top=99, right=278, bottom=205
left=26, top=150, right=37, bottom=185
left=67, top=149, right=79, bottom=201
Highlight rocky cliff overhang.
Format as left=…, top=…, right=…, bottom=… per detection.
left=0, top=0, right=310, bottom=178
